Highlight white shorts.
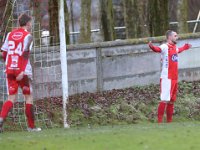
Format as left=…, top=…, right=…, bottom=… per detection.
left=160, top=78, right=178, bottom=102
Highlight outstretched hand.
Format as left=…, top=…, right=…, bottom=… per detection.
left=184, top=43, right=192, bottom=50
left=148, top=41, right=153, bottom=48
left=178, top=43, right=192, bottom=53
left=148, top=41, right=161, bottom=53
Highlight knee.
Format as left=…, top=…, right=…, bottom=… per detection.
left=7, top=95, right=17, bottom=102
left=168, top=102, right=174, bottom=104
left=24, top=95, right=33, bottom=104
left=22, top=86, right=31, bottom=95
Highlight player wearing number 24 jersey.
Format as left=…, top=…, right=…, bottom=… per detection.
left=2, top=27, right=32, bottom=76
left=0, top=13, right=41, bottom=132
left=148, top=30, right=192, bottom=123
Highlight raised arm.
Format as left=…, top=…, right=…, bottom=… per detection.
left=148, top=41, right=161, bottom=53
left=178, top=43, right=192, bottom=53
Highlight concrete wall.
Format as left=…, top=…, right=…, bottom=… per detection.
left=1, top=33, right=200, bottom=100
left=31, top=33, right=200, bottom=99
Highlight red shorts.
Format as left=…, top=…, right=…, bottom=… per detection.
left=6, top=74, right=32, bottom=95
left=160, top=78, right=178, bottom=102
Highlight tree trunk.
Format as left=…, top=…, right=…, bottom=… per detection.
left=149, top=0, right=169, bottom=36
left=70, top=0, right=76, bottom=44
left=123, top=0, right=139, bottom=38
left=79, top=0, right=91, bottom=43
left=64, top=0, right=70, bottom=45
left=137, top=0, right=149, bottom=37
left=99, top=0, right=115, bottom=41
left=3, top=0, right=12, bottom=31
left=177, top=0, right=188, bottom=33
left=0, top=0, right=12, bottom=46
left=124, top=0, right=149, bottom=38
left=31, top=0, right=41, bottom=46
left=48, top=0, right=59, bottom=45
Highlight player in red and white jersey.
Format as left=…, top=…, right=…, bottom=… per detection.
left=0, top=13, right=41, bottom=132
left=2, top=27, right=33, bottom=76
left=148, top=30, right=192, bottom=123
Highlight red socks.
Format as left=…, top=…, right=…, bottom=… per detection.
left=166, top=103, right=174, bottom=123
left=1, top=102, right=35, bottom=128
left=157, top=102, right=166, bottom=123
left=157, top=102, right=174, bottom=123
left=0, top=100, right=13, bottom=119
left=25, top=104, right=35, bottom=128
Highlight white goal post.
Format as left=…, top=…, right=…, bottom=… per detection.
left=58, top=0, right=70, bottom=128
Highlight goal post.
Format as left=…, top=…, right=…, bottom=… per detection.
left=58, top=0, right=70, bottom=128
left=0, top=0, right=70, bottom=131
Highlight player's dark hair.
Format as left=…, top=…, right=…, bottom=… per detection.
left=18, top=13, right=32, bottom=27
left=166, top=30, right=174, bottom=39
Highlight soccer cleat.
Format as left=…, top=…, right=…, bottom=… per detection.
left=0, top=117, right=4, bottom=133
left=27, top=127, right=42, bottom=132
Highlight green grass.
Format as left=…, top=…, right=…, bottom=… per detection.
left=1, top=122, right=200, bottom=150
left=1, top=81, right=200, bottom=149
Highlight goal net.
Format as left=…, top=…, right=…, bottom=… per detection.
left=0, top=0, right=66, bottom=131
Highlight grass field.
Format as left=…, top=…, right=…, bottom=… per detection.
left=1, top=81, right=200, bottom=150
left=1, top=122, right=200, bottom=150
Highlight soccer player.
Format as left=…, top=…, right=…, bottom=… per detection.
left=0, top=13, right=41, bottom=132
left=148, top=30, right=192, bottom=123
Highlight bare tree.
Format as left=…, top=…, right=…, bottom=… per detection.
left=0, top=0, right=12, bottom=46
left=137, top=0, right=149, bottom=37
left=177, top=0, right=188, bottom=33
left=79, top=0, right=91, bottom=43
left=48, top=0, right=59, bottom=45
left=70, top=0, right=75, bottom=44
left=99, top=0, right=115, bottom=41
left=48, top=0, right=70, bottom=45
left=123, top=0, right=140, bottom=38
left=64, top=0, right=70, bottom=44
left=149, top=0, right=169, bottom=36
left=31, top=0, right=42, bottom=46
left=123, top=0, right=149, bottom=38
